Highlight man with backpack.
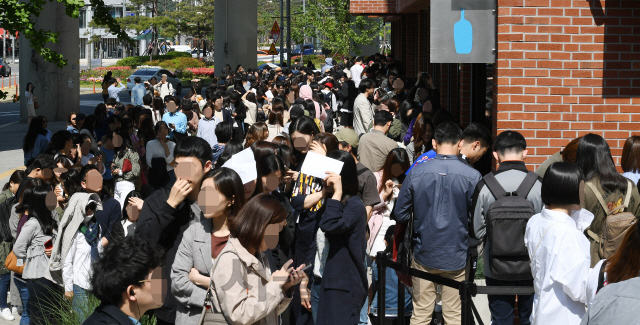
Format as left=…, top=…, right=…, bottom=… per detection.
left=471, top=131, right=543, bottom=325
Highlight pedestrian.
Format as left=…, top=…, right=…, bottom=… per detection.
left=0, top=171, right=23, bottom=321
left=162, top=98, right=188, bottom=143
left=394, top=121, right=481, bottom=325
left=146, top=121, right=176, bottom=190
left=130, top=77, right=146, bottom=106
left=620, top=135, right=640, bottom=184
left=212, top=122, right=233, bottom=165
left=135, top=136, right=213, bottom=325
left=23, top=116, right=49, bottom=167
left=350, top=57, right=364, bottom=88
left=244, top=122, right=269, bottom=149
left=211, top=193, right=306, bottom=325
left=101, top=71, right=112, bottom=102
left=79, top=115, right=100, bottom=153
left=24, top=82, right=37, bottom=125
left=108, top=77, right=126, bottom=102
left=196, top=104, right=219, bottom=150
left=110, top=128, right=140, bottom=209
left=66, top=112, right=82, bottom=134
left=120, top=191, right=143, bottom=237
left=524, top=162, right=592, bottom=325
left=242, top=91, right=258, bottom=127
left=14, top=185, right=62, bottom=325
left=472, top=131, right=542, bottom=325
left=82, top=236, right=165, bottom=325
left=151, top=95, right=165, bottom=125
left=353, top=79, right=378, bottom=136
left=153, top=74, right=175, bottom=99
left=406, top=115, right=434, bottom=163
left=357, top=110, right=398, bottom=173
left=170, top=167, right=246, bottom=325
left=576, top=133, right=640, bottom=266
left=458, top=122, right=493, bottom=166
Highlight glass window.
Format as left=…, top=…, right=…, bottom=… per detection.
left=79, top=38, right=86, bottom=59
left=133, top=70, right=157, bottom=76
left=79, top=9, right=87, bottom=28
left=109, top=7, right=124, bottom=18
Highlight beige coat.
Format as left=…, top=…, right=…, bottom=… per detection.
left=211, top=237, right=291, bottom=325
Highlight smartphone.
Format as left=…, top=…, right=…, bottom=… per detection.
left=286, top=264, right=313, bottom=282
left=44, top=239, right=53, bottom=249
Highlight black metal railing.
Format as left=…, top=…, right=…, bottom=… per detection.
left=375, top=251, right=535, bottom=325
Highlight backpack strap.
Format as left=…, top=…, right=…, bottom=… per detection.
left=597, top=260, right=607, bottom=293
left=585, top=182, right=612, bottom=216
left=623, top=180, right=632, bottom=209
left=483, top=172, right=508, bottom=199
left=515, top=172, right=539, bottom=199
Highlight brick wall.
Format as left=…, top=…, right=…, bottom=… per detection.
left=494, top=0, right=640, bottom=170
left=350, top=0, right=397, bottom=14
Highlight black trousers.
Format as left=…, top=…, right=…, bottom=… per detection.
left=27, top=278, right=63, bottom=325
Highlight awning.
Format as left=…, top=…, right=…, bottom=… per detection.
left=0, top=29, right=18, bottom=39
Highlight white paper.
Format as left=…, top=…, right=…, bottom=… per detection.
left=222, top=148, right=257, bottom=184
left=300, top=151, right=344, bottom=179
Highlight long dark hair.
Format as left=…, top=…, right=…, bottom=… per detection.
left=288, top=116, right=320, bottom=168
left=256, top=154, right=285, bottom=194
left=203, top=168, right=246, bottom=218
left=605, top=222, right=640, bottom=284
left=152, top=96, right=165, bottom=117
left=26, top=82, right=34, bottom=94
left=576, top=133, right=628, bottom=194
left=26, top=185, right=58, bottom=235
left=113, top=127, right=135, bottom=159
left=326, top=150, right=359, bottom=203
left=2, top=170, right=25, bottom=192
left=229, top=193, right=286, bottom=252
left=379, top=148, right=410, bottom=193
left=413, top=115, right=434, bottom=159
left=122, top=190, right=143, bottom=222
left=23, top=116, right=47, bottom=152
left=60, top=168, right=82, bottom=199
left=81, top=115, right=98, bottom=136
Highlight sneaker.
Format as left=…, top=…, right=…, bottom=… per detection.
left=10, top=307, right=17, bottom=314
left=1, top=308, right=14, bottom=320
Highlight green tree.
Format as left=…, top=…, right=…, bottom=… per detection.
left=171, top=0, right=214, bottom=56
left=298, top=0, right=380, bottom=56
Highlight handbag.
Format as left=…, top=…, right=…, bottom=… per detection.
left=34, top=100, right=39, bottom=109
left=198, top=251, right=233, bottom=325
left=5, top=251, right=24, bottom=274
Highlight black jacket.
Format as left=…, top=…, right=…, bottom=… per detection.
left=82, top=304, right=134, bottom=325
left=134, top=187, right=197, bottom=322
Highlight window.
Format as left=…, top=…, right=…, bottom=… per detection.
left=79, top=38, right=87, bottom=59
left=109, top=7, right=124, bottom=18
left=79, top=9, right=87, bottom=28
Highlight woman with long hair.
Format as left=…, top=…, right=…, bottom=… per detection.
left=23, top=116, right=48, bottom=167
left=241, top=91, right=258, bottom=127
left=14, top=185, right=61, bottom=325
left=589, top=222, right=640, bottom=295
left=120, top=190, right=144, bottom=237
left=146, top=121, right=175, bottom=190
left=369, top=148, right=410, bottom=256
left=151, top=96, right=165, bottom=125
left=406, top=114, right=434, bottom=162
left=244, top=122, right=269, bottom=149
left=576, top=133, right=640, bottom=266
left=171, top=168, right=246, bottom=325
left=0, top=170, right=25, bottom=205
left=266, top=102, right=286, bottom=142
left=101, top=71, right=113, bottom=102
left=110, top=128, right=140, bottom=208
left=298, top=150, right=368, bottom=324
left=93, top=103, right=111, bottom=141
left=79, top=115, right=100, bottom=153
left=621, top=135, right=640, bottom=184
left=66, top=112, right=80, bottom=134
left=24, top=82, right=37, bottom=125
left=211, top=193, right=305, bottom=325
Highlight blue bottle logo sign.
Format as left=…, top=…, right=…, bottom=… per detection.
left=454, top=9, right=473, bottom=54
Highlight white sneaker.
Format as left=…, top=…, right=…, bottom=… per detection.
left=10, top=307, right=17, bottom=314
left=1, top=308, right=14, bottom=320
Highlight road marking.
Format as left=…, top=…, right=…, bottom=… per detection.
left=0, top=121, right=18, bottom=129
left=0, top=166, right=26, bottom=180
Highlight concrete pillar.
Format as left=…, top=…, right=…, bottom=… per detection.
left=214, top=0, right=257, bottom=76
left=20, top=0, right=79, bottom=123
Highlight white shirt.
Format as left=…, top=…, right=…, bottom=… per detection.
left=122, top=219, right=134, bottom=237
left=524, top=208, right=593, bottom=325
left=81, top=153, right=94, bottom=166
left=63, top=227, right=104, bottom=292
left=145, top=139, right=175, bottom=171
left=350, top=64, right=364, bottom=88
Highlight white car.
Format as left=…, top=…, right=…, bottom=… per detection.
left=126, top=68, right=182, bottom=95
left=169, top=45, right=192, bottom=53
left=190, top=49, right=212, bottom=58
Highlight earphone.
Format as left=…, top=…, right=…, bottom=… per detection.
left=130, top=289, right=135, bottom=297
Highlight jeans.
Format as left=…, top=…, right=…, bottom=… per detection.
left=485, top=277, right=534, bottom=325
left=72, top=285, right=89, bottom=323
left=311, top=277, right=322, bottom=324
left=359, top=296, right=369, bottom=325
left=14, top=278, right=29, bottom=325
left=27, top=278, right=63, bottom=325
left=0, top=273, right=9, bottom=309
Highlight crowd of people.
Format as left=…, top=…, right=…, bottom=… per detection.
left=13, top=53, right=640, bottom=325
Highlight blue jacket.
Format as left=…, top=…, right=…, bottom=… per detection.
left=316, top=197, right=368, bottom=324
left=131, top=83, right=146, bottom=106
left=162, top=111, right=188, bottom=137
left=394, top=154, right=481, bottom=271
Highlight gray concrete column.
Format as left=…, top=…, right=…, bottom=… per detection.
left=214, top=0, right=257, bottom=76
left=20, top=0, right=79, bottom=123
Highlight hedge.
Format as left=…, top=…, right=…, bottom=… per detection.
left=116, top=51, right=191, bottom=68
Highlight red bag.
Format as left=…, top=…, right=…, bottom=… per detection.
left=122, top=159, right=132, bottom=173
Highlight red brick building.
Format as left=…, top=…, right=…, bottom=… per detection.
left=352, top=0, right=640, bottom=170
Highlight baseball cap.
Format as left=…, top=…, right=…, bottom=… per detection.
left=335, top=128, right=359, bottom=148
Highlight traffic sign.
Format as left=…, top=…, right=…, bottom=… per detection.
left=270, top=21, right=281, bottom=36
left=268, top=43, right=278, bottom=55
left=272, top=33, right=280, bottom=44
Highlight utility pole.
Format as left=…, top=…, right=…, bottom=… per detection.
left=279, top=0, right=284, bottom=65
left=286, top=0, right=291, bottom=67
left=11, top=33, right=15, bottom=64
left=301, top=0, right=305, bottom=66
left=2, top=29, right=5, bottom=63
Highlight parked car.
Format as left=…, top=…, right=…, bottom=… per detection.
left=169, top=45, right=192, bottom=53
left=0, top=58, right=10, bottom=77
left=291, top=44, right=314, bottom=56
left=126, top=68, right=182, bottom=95
left=191, top=49, right=212, bottom=58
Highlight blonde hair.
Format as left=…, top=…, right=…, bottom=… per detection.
left=161, top=74, right=167, bottom=78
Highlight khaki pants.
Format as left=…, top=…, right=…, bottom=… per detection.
left=410, top=260, right=465, bottom=325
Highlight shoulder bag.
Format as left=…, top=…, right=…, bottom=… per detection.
left=198, top=251, right=234, bottom=325
left=5, top=251, right=24, bottom=274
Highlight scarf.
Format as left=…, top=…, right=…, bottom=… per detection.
left=79, top=222, right=101, bottom=261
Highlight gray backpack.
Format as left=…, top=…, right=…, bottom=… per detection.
left=483, top=172, right=538, bottom=280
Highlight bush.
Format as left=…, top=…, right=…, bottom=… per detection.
left=187, top=67, right=215, bottom=78
left=80, top=66, right=133, bottom=81
left=116, top=52, right=191, bottom=68
left=181, top=70, right=194, bottom=79
left=161, top=57, right=205, bottom=70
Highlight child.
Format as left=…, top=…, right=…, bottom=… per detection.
left=370, top=225, right=413, bottom=325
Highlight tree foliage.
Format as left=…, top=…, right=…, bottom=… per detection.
left=298, top=0, right=380, bottom=56
left=171, top=0, right=215, bottom=48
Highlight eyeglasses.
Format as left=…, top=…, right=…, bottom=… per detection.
left=139, top=279, right=151, bottom=283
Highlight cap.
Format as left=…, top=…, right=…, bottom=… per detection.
left=335, top=128, right=359, bottom=148
left=76, top=113, right=87, bottom=121
left=325, top=82, right=334, bottom=88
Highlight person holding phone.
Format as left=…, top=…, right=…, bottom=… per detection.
left=13, top=185, right=60, bottom=325
left=211, top=193, right=306, bottom=325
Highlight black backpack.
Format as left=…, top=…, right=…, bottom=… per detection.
left=323, top=91, right=334, bottom=111
left=322, top=109, right=335, bottom=133
left=0, top=195, right=17, bottom=242
left=483, top=172, right=538, bottom=280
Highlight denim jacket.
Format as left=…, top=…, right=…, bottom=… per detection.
left=370, top=257, right=413, bottom=317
